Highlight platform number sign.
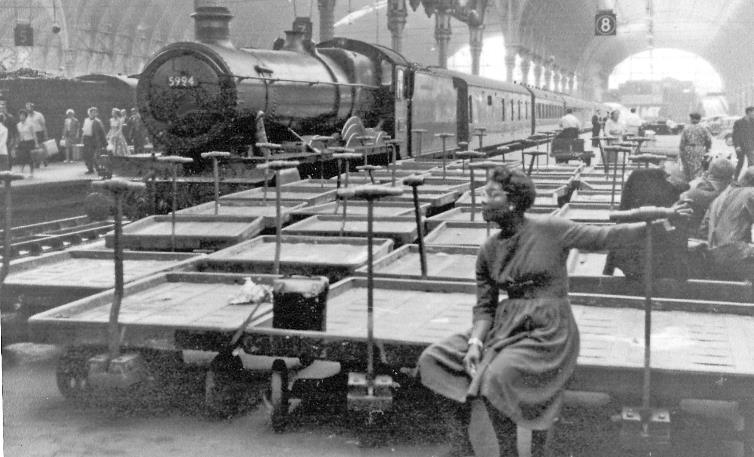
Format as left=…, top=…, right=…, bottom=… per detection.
left=595, top=11, right=617, bottom=36
left=14, top=23, right=33, bottom=46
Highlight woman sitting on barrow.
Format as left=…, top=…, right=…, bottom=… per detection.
left=418, top=167, right=689, bottom=457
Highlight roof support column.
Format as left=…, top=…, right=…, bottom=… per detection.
left=518, top=48, right=531, bottom=85
left=531, top=54, right=542, bottom=88
left=434, top=8, right=452, bottom=68
left=504, top=45, right=518, bottom=83
left=318, top=0, right=336, bottom=42
left=387, top=0, right=407, bottom=53
left=469, top=24, right=484, bottom=76
left=543, top=56, right=554, bottom=90
left=64, top=49, right=76, bottom=78
left=553, top=66, right=561, bottom=92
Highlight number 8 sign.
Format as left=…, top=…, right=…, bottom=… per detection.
left=595, top=11, right=617, bottom=36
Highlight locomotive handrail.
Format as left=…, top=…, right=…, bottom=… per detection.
left=227, top=74, right=380, bottom=90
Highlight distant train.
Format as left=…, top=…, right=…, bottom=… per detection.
left=0, top=73, right=137, bottom=146
left=136, top=7, right=599, bottom=164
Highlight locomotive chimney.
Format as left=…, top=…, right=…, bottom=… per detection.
left=282, top=30, right=306, bottom=53
left=192, top=0, right=234, bottom=48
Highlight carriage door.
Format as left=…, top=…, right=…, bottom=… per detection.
left=392, top=66, right=409, bottom=157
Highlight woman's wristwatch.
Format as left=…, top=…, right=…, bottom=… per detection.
left=467, top=337, right=484, bottom=350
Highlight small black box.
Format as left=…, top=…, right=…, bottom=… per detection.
left=272, top=277, right=329, bottom=331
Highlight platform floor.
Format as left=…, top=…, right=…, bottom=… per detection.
left=6, top=160, right=97, bottom=187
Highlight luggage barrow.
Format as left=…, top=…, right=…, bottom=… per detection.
left=68, top=179, right=149, bottom=397
left=609, top=206, right=679, bottom=453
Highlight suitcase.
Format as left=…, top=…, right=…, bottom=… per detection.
left=42, top=139, right=58, bottom=158
left=272, top=277, right=329, bottom=331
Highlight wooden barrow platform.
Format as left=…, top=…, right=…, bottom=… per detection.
left=105, top=215, right=263, bottom=252
left=1, top=249, right=200, bottom=314
left=196, top=235, right=393, bottom=282
left=555, top=203, right=613, bottom=223
left=289, top=200, right=429, bottom=221
left=27, top=276, right=754, bottom=451
left=176, top=200, right=306, bottom=229
left=29, top=276, right=754, bottom=405
left=220, top=186, right=337, bottom=207
left=282, top=215, right=420, bottom=246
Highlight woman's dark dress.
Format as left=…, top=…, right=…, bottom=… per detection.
left=418, top=214, right=645, bottom=430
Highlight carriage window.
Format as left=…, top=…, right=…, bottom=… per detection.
left=469, top=96, right=473, bottom=124
left=502, top=99, right=506, bottom=121
left=487, top=95, right=492, bottom=106
left=510, top=100, right=514, bottom=120
left=525, top=101, right=529, bottom=120
left=517, top=100, right=521, bottom=120
left=381, top=61, right=393, bottom=86
left=395, top=68, right=404, bottom=101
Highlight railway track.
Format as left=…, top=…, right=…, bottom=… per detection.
left=1, top=216, right=122, bottom=261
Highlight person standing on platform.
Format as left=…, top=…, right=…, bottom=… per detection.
left=25, top=102, right=47, bottom=167
left=558, top=108, right=582, bottom=139
left=624, top=107, right=643, bottom=136
left=604, top=110, right=625, bottom=139
left=128, top=108, right=149, bottom=155
left=60, top=109, right=80, bottom=163
left=107, top=108, right=129, bottom=156
left=702, top=166, right=754, bottom=279
left=120, top=108, right=130, bottom=147
left=0, top=101, right=17, bottom=166
left=591, top=109, right=602, bottom=147
left=417, top=166, right=688, bottom=457
left=0, top=114, right=8, bottom=171
left=732, top=106, right=754, bottom=180
left=678, top=112, right=712, bottom=182
left=15, top=109, right=38, bottom=176
left=81, top=107, right=107, bottom=175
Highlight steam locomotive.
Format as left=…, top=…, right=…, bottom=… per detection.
left=136, top=7, right=599, bottom=165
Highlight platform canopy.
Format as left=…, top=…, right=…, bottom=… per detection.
left=0, top=0, right=751, bottom=103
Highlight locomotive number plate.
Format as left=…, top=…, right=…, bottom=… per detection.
left=168, top=75, right=197, bottom=88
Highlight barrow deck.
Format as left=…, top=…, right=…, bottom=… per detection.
left=355, top=244, right=477, bottom=281
left=424, top=221, right=493, bottom=248
left=220, top=186, right=337, bottom=206
left=105, top=215, right=263, bottom=251
left=290, top=200, right=428, bottom=220
left=1, top=250, right=200, bottom=312
left=555, top=203, right=613, bottom=222
left=176, top=200, right=306, bottom=228
left=282, top=215, right=419, bottom=246
left=198, top=235, right=393, bottom=281
left=29, top=276, right=754, bottom=402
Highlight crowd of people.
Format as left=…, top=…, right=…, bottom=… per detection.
left=0, top=101, right=149, bottom=175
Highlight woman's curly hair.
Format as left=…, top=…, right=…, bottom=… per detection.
left=488, top=166, right=537, bottom=213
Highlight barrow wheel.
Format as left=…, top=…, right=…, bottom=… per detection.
left=268, top=359, right=290, bottom=432
left=55, top=347, right=97, bottom=402
left=203, top=353, right=255, bottom=418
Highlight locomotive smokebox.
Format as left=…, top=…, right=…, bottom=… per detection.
left=192, top=0, right=233, bottom=48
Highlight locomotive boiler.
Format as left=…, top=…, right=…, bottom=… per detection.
left=137, top=5, right=395, bottom=159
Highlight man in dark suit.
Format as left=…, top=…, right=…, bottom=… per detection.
left=732, top=106, right=754, bottom=179
left=80, top=107, right=107, bottom=174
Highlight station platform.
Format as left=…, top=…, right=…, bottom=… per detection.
left=6, top=160, right=98, bottom=187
